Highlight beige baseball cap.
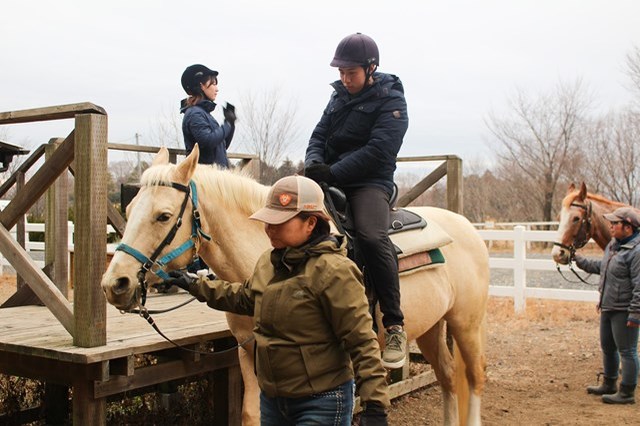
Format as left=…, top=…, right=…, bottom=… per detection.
left=250, top=175, right=331, bottom=225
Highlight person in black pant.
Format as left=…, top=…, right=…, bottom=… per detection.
left=574, top=206, right=640, bottom=404
left=304, top=32, right=409, bottom=369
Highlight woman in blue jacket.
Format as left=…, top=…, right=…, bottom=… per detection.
left=180, top=64, right=236, bottom=167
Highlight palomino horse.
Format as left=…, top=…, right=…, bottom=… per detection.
left=101, top=146, right=489, bottom=426
left=551, top=182, right=626, bottom=264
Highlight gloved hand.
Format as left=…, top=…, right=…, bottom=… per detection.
left=305, top=163, right=335, bottom=185
left=359, top=402, right=388, bottom=426
left=157, top=270, right=197, bottom=292
left=223, top=102, right=237, bottom=125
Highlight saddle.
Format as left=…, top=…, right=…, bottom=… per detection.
left=324, top=185, right=451, bottom=273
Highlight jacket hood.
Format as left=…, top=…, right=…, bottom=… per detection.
left=271, top=235, right=347, bottom=272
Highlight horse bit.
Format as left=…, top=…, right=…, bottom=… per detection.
left=553, top=201, right=597, bottom=285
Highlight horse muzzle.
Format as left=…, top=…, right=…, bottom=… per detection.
left=101, top=275, right=138, bottom=311
left=551, top=244, right=571, bottom=265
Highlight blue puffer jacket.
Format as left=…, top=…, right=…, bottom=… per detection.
left=305, top=72, right=408, bottom=195
left=575, top=232, right=640, bottom=324
left=180, top=100, right=234, bottom=167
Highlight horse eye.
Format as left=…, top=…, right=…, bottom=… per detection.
left=572, top=216, right=580, bottom=223
left=157, top=213, right=172, bottom=223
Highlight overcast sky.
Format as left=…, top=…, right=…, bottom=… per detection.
left=2, top=0, right=639, bottom=170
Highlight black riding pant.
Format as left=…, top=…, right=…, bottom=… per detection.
left=346, top=186, right=403, bottom=328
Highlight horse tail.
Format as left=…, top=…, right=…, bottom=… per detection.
left=454, top=341, right=469, bottom=426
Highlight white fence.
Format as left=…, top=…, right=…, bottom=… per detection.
left=2, top=220, right=598, bottom=313
left=0, top=221, right=117, bottom=274
left=477, top=225, right=599, bottom=313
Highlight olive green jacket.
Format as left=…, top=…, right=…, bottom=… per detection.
left=187, top=236, right=390, bottom=407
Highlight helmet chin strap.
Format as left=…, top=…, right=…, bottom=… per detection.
left=363, top=64, right=378, bottom=88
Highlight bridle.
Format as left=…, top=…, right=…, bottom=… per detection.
left=553, top=201, right=593, bottom=257
left=114, top=179, right=257, bottom=355
left=115, top=180, right=211, bottom=306
left=553, top=201, right=597, bottom=285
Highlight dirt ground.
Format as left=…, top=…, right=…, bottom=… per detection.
left=1, top=276, right=637, bottom=425
left=387, top=298, right=638, bottom=425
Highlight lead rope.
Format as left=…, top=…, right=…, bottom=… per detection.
left=136, top=305, right=255, bottom=356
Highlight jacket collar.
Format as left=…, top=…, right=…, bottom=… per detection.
left=618, top=231, right=640, bottom=249
left=179, top=99, right=217, bottom=114
left=271, top=235, right=347, bottom=272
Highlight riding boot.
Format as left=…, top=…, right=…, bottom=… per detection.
left=586, top=377, right=617, bottom=395
left=602, top=384, right=636, bottom=404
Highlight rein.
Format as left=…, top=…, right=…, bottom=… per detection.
left=553, top=201, right=598, bottom=286
left=137, top=303, right=255, bottom=356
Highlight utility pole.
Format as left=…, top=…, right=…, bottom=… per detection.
left=135, top=132, right=142, bottom=179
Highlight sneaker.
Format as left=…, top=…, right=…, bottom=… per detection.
left=382, top=325, right=407, bottom=369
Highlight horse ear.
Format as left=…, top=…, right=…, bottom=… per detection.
left=567, top=182, right=576, bottom=193
left=578, top=182, right=587, bottom=201
left=152, top=147, right=170, bottom=166
left=175, top=144, right=199, bottom=183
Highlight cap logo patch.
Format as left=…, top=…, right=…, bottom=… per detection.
left=278, top=193, right=292, bottom=207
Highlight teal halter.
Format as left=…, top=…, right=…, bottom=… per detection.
left=116, top=180, right=211, bottom=305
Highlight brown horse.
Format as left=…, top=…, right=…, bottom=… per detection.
left=101, top=146, right=489, bottom=426
left=551, top=182, right=626, bottom=264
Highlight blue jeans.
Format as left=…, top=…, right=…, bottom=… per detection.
left=600, top=310, right=639, bottom=387
left=260, top=379, right=355, bottom=425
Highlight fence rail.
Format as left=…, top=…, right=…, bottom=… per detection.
left=477, top=225, right=599, bottom=313
left=0, top=221, right=117, bottom=274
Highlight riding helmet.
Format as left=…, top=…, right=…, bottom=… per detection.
left=330, top=33, right=379, bottom=68
left=181, top=64, right=218, bottom=95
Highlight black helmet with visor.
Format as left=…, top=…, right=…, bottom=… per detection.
left=181, top=64, right=218, bottom=96
left=330, top=33, right=379, bottom=88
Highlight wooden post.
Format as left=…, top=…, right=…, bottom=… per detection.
left=211, top=337, right=243, bottom=426
left=446, top=157, right=463, bottom=214
left=45, top=138, right=69, bottom=297
left=72, top=377, right=105, bottom=425
left=16, top=171, right=25, bottom=289
left=73, top=113, right=108, bottom=347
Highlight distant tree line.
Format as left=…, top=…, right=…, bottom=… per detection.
left=70, top=42, right=640, bottom=226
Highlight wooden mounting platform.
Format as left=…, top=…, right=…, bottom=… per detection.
left=0, top=292, right=243, bottom=425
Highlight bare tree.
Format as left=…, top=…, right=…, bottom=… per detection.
left=582, top=108, right=640, bottom=205
left=625, top=44, right=640, bottom=102
left=237, top=88, right=300, bottom=181
left=149, top=105, right=183, bottom=149
left=486, top=79, right=592, bottom=222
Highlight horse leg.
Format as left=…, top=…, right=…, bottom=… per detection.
left=226, top=313, right=260, bottom=426
left=415, top=320, right=459, bottom=426
left=448, top=318, right=486, bottom=426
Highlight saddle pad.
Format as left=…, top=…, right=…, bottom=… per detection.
left=398, top=248, right=444, bottom=273
left=390, top=214, right=453, bottom=258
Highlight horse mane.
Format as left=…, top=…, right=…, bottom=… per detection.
left=141, top=163, right=269, bottom=217
left=562, top=189, right=627, bottom=209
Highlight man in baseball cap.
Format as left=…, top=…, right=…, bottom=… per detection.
left=603, top=206, right=640, bottom=230
left=574, top=204, right=640, bottom=404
